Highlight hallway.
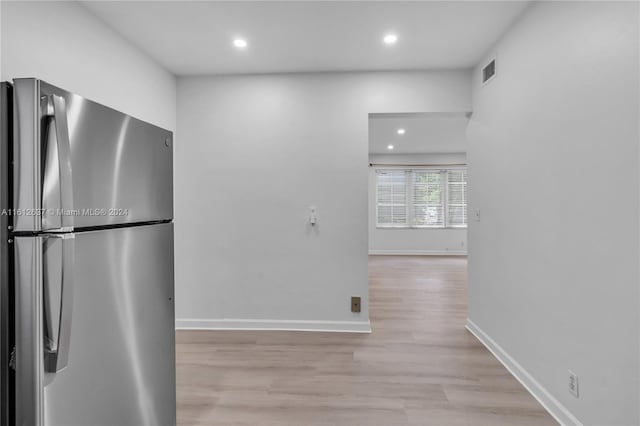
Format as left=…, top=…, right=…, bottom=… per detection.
left=176, top=256, right=555, bottom=425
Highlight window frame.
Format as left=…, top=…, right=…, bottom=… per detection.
left=375, top=166, right=468, bottom=229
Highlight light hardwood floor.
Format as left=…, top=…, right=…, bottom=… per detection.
left=176, top=256, right=556, bottom=426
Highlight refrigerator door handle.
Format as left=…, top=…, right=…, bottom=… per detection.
left=43, top=233, right=75, bottom=373
left=43, top=94, right=74, bottom=232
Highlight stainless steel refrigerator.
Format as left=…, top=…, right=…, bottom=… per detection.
left=0, top=79, right=176, bottom=426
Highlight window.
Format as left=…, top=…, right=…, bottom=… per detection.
left=375, top=168, right=467, bottom=228
left=413, top=170, right=444, bottom=227
left=446, top=169, right=468, bottom=228
left=375, top=170, right=407, bottom=227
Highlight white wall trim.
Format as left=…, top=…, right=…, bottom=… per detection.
left=368, top=250, right=467, bottom=256
left=466, top=319, right=582, bottom=426
left=176, top=318, right=372, bottom=333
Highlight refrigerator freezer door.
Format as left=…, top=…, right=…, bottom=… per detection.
left=14, top=223, right=175, bottom=426
left=12, top=79, right=173, bottom=232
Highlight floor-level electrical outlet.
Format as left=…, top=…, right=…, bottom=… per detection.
left=568, top=370, right=579, bottom=398
left=351, top=296, right=361, bottom=313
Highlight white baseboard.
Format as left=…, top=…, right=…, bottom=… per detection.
left=176, top=318, right=372, bottom=333
left=466, top=319, right=582, bottom=426
left=368, top=250, right=467, bottom=256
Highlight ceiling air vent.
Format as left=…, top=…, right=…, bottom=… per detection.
left=482, top=58, right=496, bottom=84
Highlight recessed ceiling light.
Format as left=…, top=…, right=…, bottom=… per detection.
left=383, top=34, right=398, bottom=45
left=387, top=144, right=394, bottom=150
left=397, top=128, right=406, bottom=135
left=233, top=38, right=248, bottom=49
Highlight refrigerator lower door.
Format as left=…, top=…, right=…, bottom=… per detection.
left=1, top=82, right=13, bottom=426
left=15, top=223, right=175, bottom=426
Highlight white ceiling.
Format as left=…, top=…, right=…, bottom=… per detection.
left=369, top=112, right=469, bottom=154
left=82, top=1, right=530, bottom=76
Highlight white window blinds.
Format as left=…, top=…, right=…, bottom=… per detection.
left=447, top=169, right=468, bottom=227
left=375, top=170, right=408, bottom=227
left=412, top=170, right=444, bottom=227
left=375, top=168, right=468, bottom=228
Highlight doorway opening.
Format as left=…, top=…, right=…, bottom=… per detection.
left=367, top=112, right=470, bottom=326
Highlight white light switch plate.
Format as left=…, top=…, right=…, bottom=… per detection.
left=568, top=370, right=579, bottom=398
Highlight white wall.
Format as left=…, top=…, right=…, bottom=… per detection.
left=368, top=153, right=467, bottom=255
left=176, top=71, right=471, bottom=331
left=0, top=1, right=176, bottom=130
left=467, top=2, right=639, bottom=425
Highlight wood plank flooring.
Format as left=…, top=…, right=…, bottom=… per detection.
left=176, top=255, right=556, bottom=426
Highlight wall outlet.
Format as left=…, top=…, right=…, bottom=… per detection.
left=568, top=370, right=579, bottom=398
left=474, top=208, right=481, bottom=222
left=351, top=296, right=361, bottom=313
